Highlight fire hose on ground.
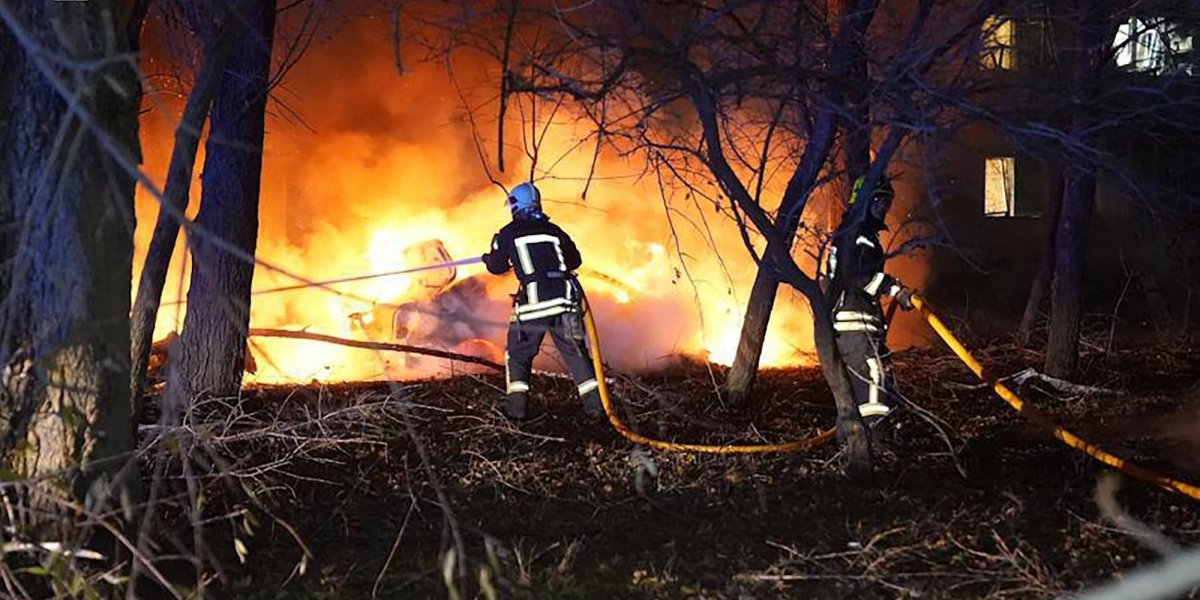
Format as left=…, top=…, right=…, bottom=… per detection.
left=580, top=290, right=1200, bottom=500
left=248, top=256, right=1200, bottom=499
left=908, top=294, right=1200, bottom=500
left=576, top=286, right=836, bottom=454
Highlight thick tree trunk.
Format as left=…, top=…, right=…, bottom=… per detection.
left=1018, top=171, right=1065, bottom=344
left=723, top=111, right=837, bottom=405
left=840, top=0, right=871, bottom=187
left=1045, top=0, right=1106, bottom=378
left=1045, top=168, right=1097, bottom=377
left=0, top=1, right=141, bottom=498
left=724, top=253, right=783, bottom=406
left=166, top=0, right=276, bottom=410
left=130, top=15, right=245, bottom=407
left=690, top=1, right=881, bottom=478
left=0, top=6, right=14, bottom=296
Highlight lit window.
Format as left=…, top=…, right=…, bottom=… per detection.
left=1114, top=17, right=1195, bottom=74
left=982, top=16, right=1017, bottom=70
left=984, top=157, right=1016, bottom=217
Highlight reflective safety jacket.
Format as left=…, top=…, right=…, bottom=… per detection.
left=825, top=220, right=902, bottom=335
left=483, top=217, right=583, bottom=321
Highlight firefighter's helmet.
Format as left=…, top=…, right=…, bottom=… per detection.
left=849, top=175, right=894, bottom=221
left=506, top=182, right=543, bottom=217
left=849, top=175, right=894, bottom=205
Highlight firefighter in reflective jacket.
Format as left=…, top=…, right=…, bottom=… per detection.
left=481, top=182, right=604, bottom=420
left=826, top=176, right=914, bottom=438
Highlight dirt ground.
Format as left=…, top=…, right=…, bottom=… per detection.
left=146, top=337, right=1200, bottom=599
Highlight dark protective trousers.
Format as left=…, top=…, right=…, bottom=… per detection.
left=834, top=329, right=895, bottom=419
left=505, top=311, right=602, bottom=413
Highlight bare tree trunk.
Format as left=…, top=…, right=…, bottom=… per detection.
left=829, top=27, right=873, bottom=479
left=1018, top=170, right=1064, bottom=344
left=0, top=3, right=14, bottom=292
left=0, top=0, right=141, bottom=498
left=1046, top=168, right=1097, bottom=376
left=724, top=0, right=873, bottom=407
left=724, top=253, right=783, bottom=406
left=166, top=0, right=276, bottom=409
left=840, top=0, right=871, bottom=186
left=1045, top=0, right=1106, bottom=378
left=129, top=13, right=245, bottom=408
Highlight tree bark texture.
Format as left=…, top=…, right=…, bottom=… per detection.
left=838, top=0, right=872, bottom=187
left=723, top=254, right=783, bottom=406
left=1045, top=0, right=1106, bottom=378
left=166, top=0, right=276, bottom=409
left=129, top=10, right=246, bottom=408
left=1046, top=167, right=1097, bottom=377
left=0, top=0, right=141, bottom=497
left=1018, top=170, right=1065, bottom=344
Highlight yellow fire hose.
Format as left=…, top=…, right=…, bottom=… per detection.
left=580, top=292, right=1200, bottom=499
left=581, top=296, right=836, bottom=453
left=909, top=294, right=1200, bottom=500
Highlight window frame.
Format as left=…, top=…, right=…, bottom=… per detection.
left=1114, top=16, right=1196, bottom=75
left=981, top=15, right=1018, bottom=70
left=983, top=156, right=1018, bottom=218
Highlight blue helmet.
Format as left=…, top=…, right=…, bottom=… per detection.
left=506, top=182, right=544, bottom=218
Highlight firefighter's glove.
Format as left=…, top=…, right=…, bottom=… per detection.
left=894, top=287, right=915, bottom=311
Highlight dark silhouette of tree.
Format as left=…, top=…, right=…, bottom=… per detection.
left=130, top=2, right=252, bottom=409
left=165, top=0, right=277, bottom=411
left=0, top=0, right=142, bottom=500
left=1043, top=0, right=1108, bottom=378
left=1017, top=172, right=1063, bottom=344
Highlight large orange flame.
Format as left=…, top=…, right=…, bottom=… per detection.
left=133, top=18, right=925, bottom=385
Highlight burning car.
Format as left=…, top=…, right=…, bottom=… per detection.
left=350, top=240, right=510, bottom=368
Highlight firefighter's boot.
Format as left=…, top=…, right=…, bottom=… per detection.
left=504, top=392, right=528, bottom=420
left=864, top=414, right=897, bottom=456
left=581, top=389, right=604, bottom=420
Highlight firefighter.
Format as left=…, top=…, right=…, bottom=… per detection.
left=826, top=175, right=914, bottom=443
left=482, top=182, right=604, bottom=420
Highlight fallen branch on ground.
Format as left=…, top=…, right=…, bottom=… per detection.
left=941, top=367, right=1126, bottom=398
left=1010, top=368, right=1127, bottom=398
left=248, top=328, right=504, bottom=371
left=248, top=328, right=617, bottom=384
